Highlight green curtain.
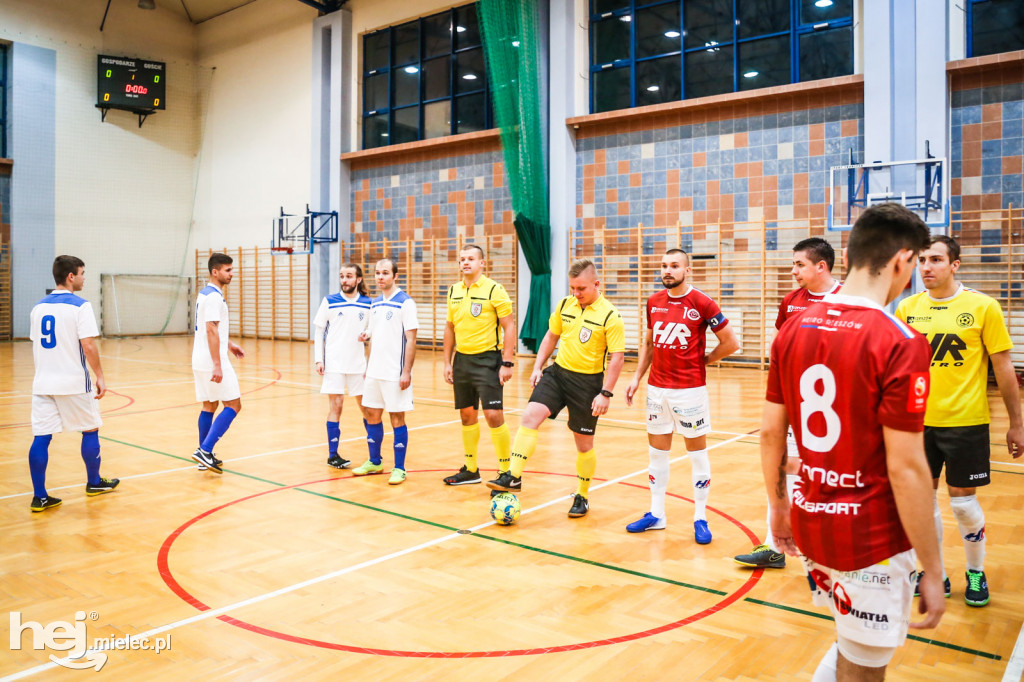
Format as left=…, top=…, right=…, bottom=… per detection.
left=478, top=0, right=550, bottom=352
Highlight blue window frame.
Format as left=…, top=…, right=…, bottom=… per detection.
left=0, top=43, right=7, bottom=158
left=966, top=0, right=1024, bottom=58
left=362, top=3, right=492, bottom=149
left=590, top=0, right=854, bottom=114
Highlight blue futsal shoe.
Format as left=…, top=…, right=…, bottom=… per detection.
left=693, top=520, right=712, bottom=545
left=626, top=512, right=666, bottom=533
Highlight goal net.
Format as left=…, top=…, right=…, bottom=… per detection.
left=100, top=274, right=194, bottom=337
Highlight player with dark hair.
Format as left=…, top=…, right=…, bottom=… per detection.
left=896, top=235, right=1022, bottom=607
left=736, top=236, right=841, bottom=568
left=624, top=248, right=739, bottom=542
left=764, top=203, right=943, bottom=680
left=191, top=253, right=245, bottom=473
left=441, top=245, right=517, bottom=488
left=487, top=259, right=625, bottom=518
left=353, top=258, right=418, bottom=484
left=27, top=256, right=119, bottom=512
left=313, top=263, right=372, bottom=469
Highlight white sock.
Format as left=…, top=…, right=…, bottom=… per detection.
left=690, top=448, right=710, bottom=522
left=933, top=492, right=947, bottom=580
left=950, top=494, right=986, bottom=572
left=648, top=446, right=670, bottom=520
left=811, top=642, right=838, bottom=682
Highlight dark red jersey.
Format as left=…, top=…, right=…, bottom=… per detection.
left=775, top=281, right=842, bottom=330
left=646, top=286, right=728, bottom=389
left=766, top=293, right=931, bottom=571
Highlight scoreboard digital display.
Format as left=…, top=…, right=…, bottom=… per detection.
left=97, top=55, right=166, bottom=111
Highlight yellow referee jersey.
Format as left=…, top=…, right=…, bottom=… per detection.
left=446, top=275, right=513, bottom=354
left=895, top=284, right=1014, bottom=427
left=550, top=294, right=626, bottom=374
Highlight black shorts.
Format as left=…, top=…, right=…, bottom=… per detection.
left=529, top=363, right=604, bottom=435
left=453, top=350, right=504, bottom=411
left=924, top=425, right=991, bottom=488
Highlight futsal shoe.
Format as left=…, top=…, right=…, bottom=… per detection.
left=388, top=468, right=407, bottom=485
left=486, top=471, right=521, bottom=492
left=85, top=478, right=120, bottom=496
left=626, top=512, right=666, bottom=533
left=352, top=460, right=384, bottom=476
left=443, top=466, right=481, bottom=485
left=327, top=455, right=351, bottom=469
left=693, top=520, right=712, bottom=545
left=30, top=496, right=62, bottom=513
left=965, top=570, right=990, bottom=607
left=568, top=494, right=589, bottom=518
left=197, top=454, right=222, bottom=472
left=192, top=448, right=222, bottom=474
left=913, top=571, right=951, bottom=598
left=733, top=544, right=786, bottom=568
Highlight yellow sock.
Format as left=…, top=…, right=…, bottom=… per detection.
left=575, top=449, right=596, bottom=498
left=461, top=423, right=480, bottom=472
left=509, top=427, right=538, bottom=478
left=489, top=423, right=511, bottom=473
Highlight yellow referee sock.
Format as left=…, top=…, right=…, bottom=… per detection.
left=509, top=427, right=538, bottom=478
left=576, top=449, right=596, bottom=498
left=489, top=423, right=511, bottom=473
left=461, top=423, right=480, bottom=473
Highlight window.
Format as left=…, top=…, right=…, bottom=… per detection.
left=0, top=44, right=7, bottom=159
left=361, top=4, right=491, bottom=149
left=590, top=0, right=854, bottom=114
left=967, top=0, right=1024, bottom=58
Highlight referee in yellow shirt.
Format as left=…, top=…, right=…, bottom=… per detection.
left=487, top=259, right=626, bottom=518
left=442, top=245, right=517, bottom=487
left=896, top=235, right=1023, bottom=608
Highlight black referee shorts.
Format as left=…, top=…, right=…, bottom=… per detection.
left=529, top=363, right=604, bottom=435
left=924, top=424, right=991, bottom=488
left=453, top=350, right=504, bottom=411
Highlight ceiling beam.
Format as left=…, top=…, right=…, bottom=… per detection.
left=293, top=0, right=346, bottom=13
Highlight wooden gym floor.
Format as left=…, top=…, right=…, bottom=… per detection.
left=1, top=336, right=1022, bottom=680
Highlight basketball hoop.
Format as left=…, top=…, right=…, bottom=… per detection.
left=270, top=246, right=294, bottom=255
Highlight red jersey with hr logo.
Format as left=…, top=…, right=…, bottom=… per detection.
left=646, top=287, right=728, bottom=390
left=766, top=293, right=931, bottom=570
left=775, top=281, right=842, bottom=330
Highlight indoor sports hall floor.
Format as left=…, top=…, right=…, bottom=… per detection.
left=1, top=337, right=1022, bottom=680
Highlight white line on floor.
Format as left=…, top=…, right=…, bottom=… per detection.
left=1004, top=621, right=1024, bottom=682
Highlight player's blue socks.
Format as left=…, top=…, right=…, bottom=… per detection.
left=201, top=407, right=237, bottom=453
left=326, top=421, right=340, bottom=455
left=198, top=411, right=214, bottom=446
left=81, top=430, right=101, bottom=486
left=393, top=425, right=408, bottom=470
left=366, top=421, right=384, bottom=465
left=29, top=435, right=52, bottom=498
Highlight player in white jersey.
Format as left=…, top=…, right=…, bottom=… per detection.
left=352, top=258, right=418, bottom=485
left=191, top=253, right=245, bottom=473
left=313, top=263, right=372, bottom=469
left=28, top=255, right=119, bottom=512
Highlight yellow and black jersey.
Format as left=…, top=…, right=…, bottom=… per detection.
left=446, top=275, right=513, bottom=354
left=896, top=284, right=1014, bottom=427
left=549, top=294, right=626, bottom=374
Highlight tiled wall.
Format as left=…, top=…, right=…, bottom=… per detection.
left=575, top=103, right=864, bottom=251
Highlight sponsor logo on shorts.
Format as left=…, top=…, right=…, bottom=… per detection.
left=831, top=582, right=891, bottom=629
left=577, top=426, right=594, bottom=434
left=969, top=472, right=988, bottom=481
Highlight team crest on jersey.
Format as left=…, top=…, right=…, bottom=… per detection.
left=471, top=302, right=483, bottom=317
left=358, top=312, right=365, bottom=320
left=386, top=311, right=394, bottom=320
left=685, top=308, right=701, bottom=322
left=579, top=326, right=592, bottom=343
left=956, top=312, right=975, bottom=328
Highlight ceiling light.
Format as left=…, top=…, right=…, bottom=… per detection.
left=743, top=70, right=759, bottom=78
left=138, top=0, right=155, bottom=8
left=382, top=133, right=389, bottom=137
left=815, top=0, right=833, bottom=6
left=664, top=30, right=680, bottom=38
left=620, top=15, right=631, bottom=22
left=404, top=66, right=419, bottom=74
left=462, top=73, right=477, bottom=80
left=456, top=25, right=466, bottom=32
left=705, top=40, right=719, bottom=52
left=646, top=85, right=660, bottom=92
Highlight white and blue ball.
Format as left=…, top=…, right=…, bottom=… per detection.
left=490, top=492, right=521, bottom=526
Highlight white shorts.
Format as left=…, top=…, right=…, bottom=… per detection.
left=787, top=427, right=799, bottom=460
left=361, top=377, right=413, bottom=412
left=646, top=385, right=711, bottom=437
left=193, top=364, right=241, bottom=403
left=802, top=549, right=916, bottom=649
left=320, top=373, right=364, bottom=396
left=32, top=393, right=103, bottom=436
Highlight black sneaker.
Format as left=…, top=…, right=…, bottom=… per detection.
left=486, top=471, right=521, bottom=492
left=85, top=478, right=120, bottom=496
left=568, top=494, right=589, bottom=518
left=327, top=455, right=351, bottom=469
left=192, top=447, right=223, bottom=474
left=30, top=496, right=62, bottom=513
left=965, top=569, right=989, bottom=607
left=490, top=489, right=503, bottom=498
left=913, top=570, right=951, bottom=598
left=733, top=544, right=786, bottom=569
left=444, top=466, right=482, bottom=485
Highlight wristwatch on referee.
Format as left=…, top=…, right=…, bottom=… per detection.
left=501, top=360, right=514, bottom=368
left=599, top=389, right=614, bottom=398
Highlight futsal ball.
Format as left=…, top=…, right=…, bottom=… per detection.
left=490, top=492, right=521, bottom=526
